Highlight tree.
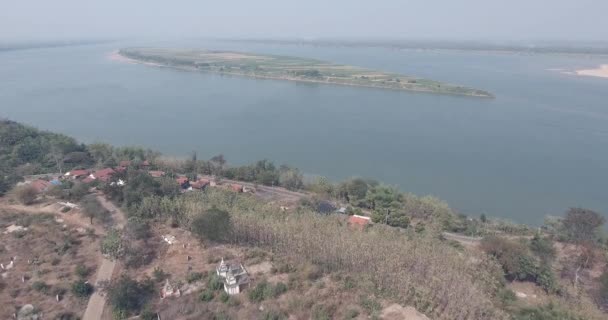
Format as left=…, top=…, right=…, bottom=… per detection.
left=191, top=207, right=232, bottom=242
left=279, top=167, right=303, bottom=191
left=71, top=280, right=93, bottom=298
left=12, top=184, right=38, bottom=205
left=529, top=234, right=556, bottom=263
left=106, top=275, right=155, bottom=316
left=562, top=207, right=605, bottom=243
left=81, top=195, right=110, bottom=225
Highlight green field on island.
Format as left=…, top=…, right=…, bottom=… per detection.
left=119, top=47, right=493, bottom=97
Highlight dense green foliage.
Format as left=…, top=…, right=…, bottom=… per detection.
left=106, top=275, right=155, bottom=316
left=191, top=206, right=233, bottom=242
left=0, top=120, right=87, bottom=194
left=481, top=236, right=559, bottom=293
left=71, top=280, right=93, bottom=298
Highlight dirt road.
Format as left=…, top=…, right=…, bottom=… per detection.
left=82, top=196, right=125, bottom=320
left=199, top=175, right=308, bottom=203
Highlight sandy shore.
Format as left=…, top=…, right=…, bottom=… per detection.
left=575, top=64, right=608, bottom=79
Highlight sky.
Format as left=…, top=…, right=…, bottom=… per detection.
left=1, top=0, right=607, bottom=42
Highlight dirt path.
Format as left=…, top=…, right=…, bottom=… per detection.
left=199, top=175, right=307, bottom=204
left=82, top=196, right=125, bottom=320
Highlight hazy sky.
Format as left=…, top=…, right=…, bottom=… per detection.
left=1, top=0, right=606, bottom=42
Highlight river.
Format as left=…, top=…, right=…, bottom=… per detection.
left=1, top=40, right=607, bottom=225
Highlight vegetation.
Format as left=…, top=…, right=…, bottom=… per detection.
left=119, top=48, right=493, bottom=97
left=71, top=280, right=93, bottom=298
left=106, top=275, right=155, bottom=317
left=191, top=206, right=233, bottom=242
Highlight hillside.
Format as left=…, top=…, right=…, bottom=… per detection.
left=1, top=119, right=607, bottom=320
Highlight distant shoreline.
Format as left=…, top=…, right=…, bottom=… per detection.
left=110, top=49, right=494, bottom=98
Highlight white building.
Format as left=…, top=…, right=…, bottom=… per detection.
left=216, top=258, right=250, bottom=295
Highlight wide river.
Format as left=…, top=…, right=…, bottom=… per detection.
left=1, top=40, right=607, bottom=225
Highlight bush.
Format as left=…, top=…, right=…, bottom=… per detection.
left=13, top=184, right=38, bottom=205
left=106, top=275, right=155, bottom=315
left=208, top=273, right=224, bottom=291
left=199, top=289, right=215, bottom=302
left=359, top=296, right=381, bottom=314
left=261, top=310, right=288, bottom=320
left=71, top=280, right=93, bottom=298
left=191, top=207, right=232, bottom=242
left=100, top=229, right=124, bottom=259
left=344, top=309, right=360, bottom=319
left=32, top=281, right=50, bottom=294
left=75, top=263, right=90, bottom=278
left=153, top=267, right=168, bottom=282
left=530, top=234, right=556, bottom=263
left=186, top=272, right=204, bottom=283
left=248, top=281, right=269, bottom=302
left=219, top=290, right=231, bottom=303
left=599, top=268, right=608, bottom=305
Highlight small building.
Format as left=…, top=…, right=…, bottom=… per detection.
left=94, top=168, right=116, bottom=182
left=230, top=184, right=243, bottom=193
left=30, top=179, right=51, bottom=193
left=142, top=160, right=150, bottom=167
left=176, top=176, right=190, bottom=189
left=216, top=259, right=250, bottom=295
left=347, top=214, right=371, bottom=230
left=190, top=179, right=209, bottom=190
left=64, top=169, right=89, bottom=179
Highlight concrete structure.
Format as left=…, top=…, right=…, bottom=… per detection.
left=216, top=258, right=250, bottom=295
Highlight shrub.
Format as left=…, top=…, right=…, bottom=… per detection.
left=100, top=229, right=124, bottom=259
left=191, top=207, right=232, bottom=242
left=71, top=280, right=93, bottom=298
left=153, top=267, right=168, bottom=282
left=599, top=268, right=608, bottom=304
left=199, top=289, right=215, bottom=302
left=359, top=296, right=381, bottom=314
left=75, top=263, right=90, bottom=278
left=248, top=281, right=269, bottom=302
left=273, top=282, right=288, bottom=297
left=32, top=281, right=50, bottom=294
left=219, top=291, right=230, bottom=303
left=261, top=310, right=288, bottom=320
left=312, top=305, right=332, bottom=320
left=207, top=273, right=224, bottom=291
left=12, top=184, right=38, bottom=205
left=186, top=272, right=204, bottom=283
left=344, top=309, right=360, bottom=319
left=530, top=234, right=556, bottom=263
left=106, top=275, right=155, bottom=315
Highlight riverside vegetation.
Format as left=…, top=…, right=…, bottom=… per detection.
left=118, top=47, right=494, bottom=98
left=1, top=119, right=608, bottom=319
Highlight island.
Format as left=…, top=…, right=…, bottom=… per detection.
left=118, top=47, right=493, bottom=98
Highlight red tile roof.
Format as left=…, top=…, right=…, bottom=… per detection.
left=176, top=176, right=189, bottom=185
left=82, top=176, right=95, bottom=184
left=30, top=179, right=51, bottom=193
left=149, top=170, right=166, bottom=178
left=231, top=184, right=243, bottom=192
left=67, top=169, right=89, bottom=178
left=94, top=168, right=116, bottom=182
left=347, top=215, right=371, bottom=230
left=190, top=179, right=209, bottom=189
left=142, top=160, right=150, bottom=166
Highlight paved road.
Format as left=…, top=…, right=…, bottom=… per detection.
left=82, top=196, right=125, bottom=320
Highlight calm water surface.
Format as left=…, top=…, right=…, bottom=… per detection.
left=1, top=40, right=607, bottom=225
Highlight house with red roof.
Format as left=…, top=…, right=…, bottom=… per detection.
left=176, top=176, right=190, bottom=189
left=347, top=215, right=371, bottom=230
left=30, top=179, right=51, bottom=193
left=149, top=170, right=166, bottom=178
left=93, top=168, right=116, bottom=182
left=230, top=184, right=243, bottom=193
left=190, top=179, right=210, bottom=190
left=64, top=169, right=89, bottom=179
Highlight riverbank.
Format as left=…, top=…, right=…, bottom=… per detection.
left=114, top=48, right=494, bottom=98
left=576, top=64, right=608, bottom=79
